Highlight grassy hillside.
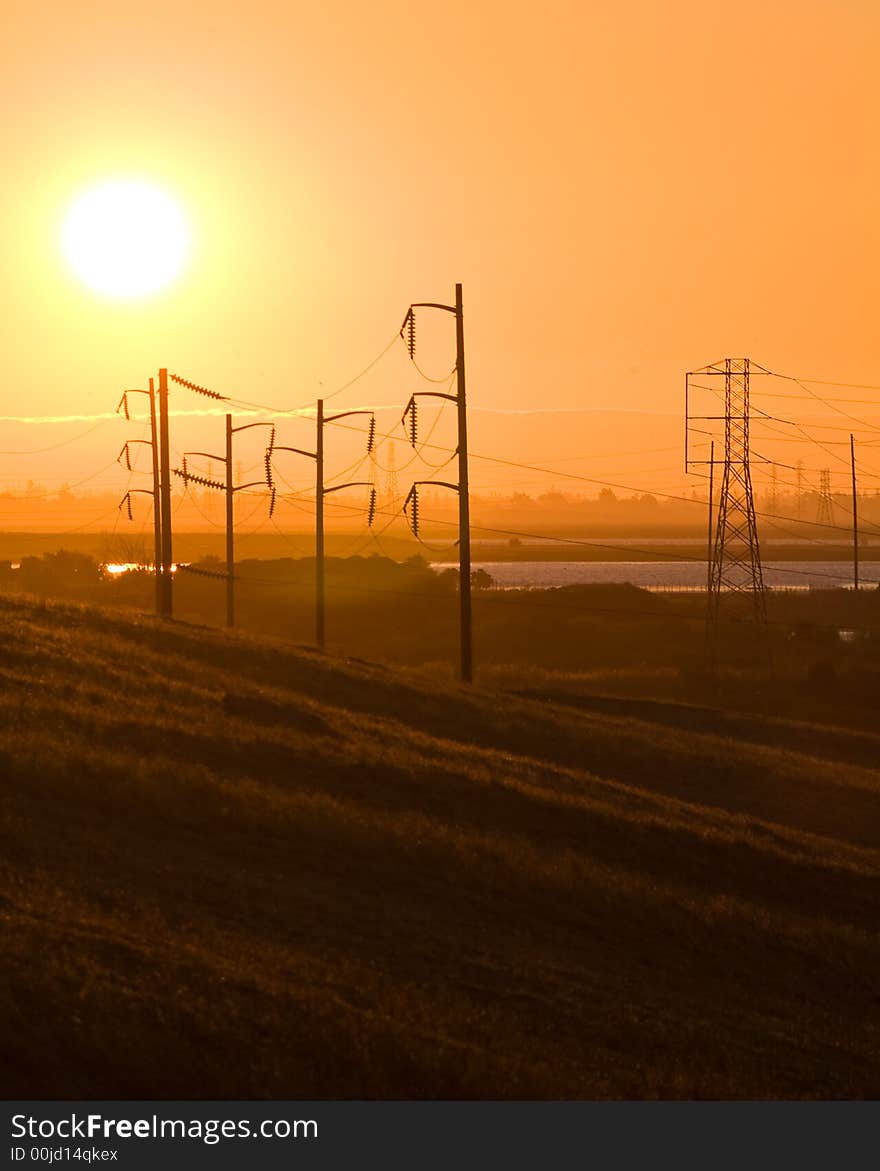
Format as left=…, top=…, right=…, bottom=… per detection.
left=0, top=593, right=878, bottom=1099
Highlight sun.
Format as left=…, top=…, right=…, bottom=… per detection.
left=61, top=179, right=190, bottom=300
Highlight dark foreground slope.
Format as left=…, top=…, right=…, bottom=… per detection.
left=0, top=595, right=877, bottom=1099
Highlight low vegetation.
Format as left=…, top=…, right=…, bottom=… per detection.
left=1, top=591, right=878, bottom=1098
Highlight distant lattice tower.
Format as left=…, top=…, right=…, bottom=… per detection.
left=384, top=442, right=399, bottom=505
left=817, top=468, right=833, bottom=525
left=705, top=358, right=767, bottom=627
left=768, top=464, right=779, bottom=513
left=796, top=460, right=804, bottom=519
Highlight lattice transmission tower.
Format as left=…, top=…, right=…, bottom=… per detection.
left=817, top=468, right=833, bottom=525
left=686, top=357, right=767, bottom=629
left=795, top=460, right=804, bottom=519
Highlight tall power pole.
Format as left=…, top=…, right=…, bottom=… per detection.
left=226, top=415, right=235, bottom=626
left=273, top=401, right=376, bottom=650
left=455, top=283, right=473, bottom=684
left=851, top=434, right=859, bottom=591
left=148, top=378, right=162, bottom=616
left=157, top=368, right=174, bottom=618
left=705, top=439, right=715, bottom=596
left=176, top=416, right=275, bottom=628
left=116, top=379, right=163, bottom=617
left=400, top=282, right=473, bottom=683
left=686, top=357, right=766, bottom=631
left=316, top=399, right=325, bottom=649
left=795, top=460, right=804, bottom=520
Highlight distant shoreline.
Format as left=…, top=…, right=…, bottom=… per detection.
left=0, top=531, right=872, bottom=566
left=468, top=543, right=872, bottom=564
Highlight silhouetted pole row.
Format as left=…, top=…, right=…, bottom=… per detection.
left=851, top=433, right=859, bottom=592
left=400, top=282, right=472, bottom=683
left=115, top=285, right=463, bottom=672
left=273, top=401, right=376, bottom=650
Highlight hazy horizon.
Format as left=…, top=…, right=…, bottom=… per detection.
left=4, top=1, right=880, bottom=533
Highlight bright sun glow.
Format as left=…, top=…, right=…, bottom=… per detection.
left=61, top=179, right=190, bottom=299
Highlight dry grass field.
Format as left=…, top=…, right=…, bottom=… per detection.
left=0, top=593, right=878, bottom=1099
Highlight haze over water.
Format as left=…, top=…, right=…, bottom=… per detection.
left=434, top=560, right=878, bottom=590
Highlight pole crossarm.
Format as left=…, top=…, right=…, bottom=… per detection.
left=403, top=479, right=459, bottom=539
left=118, top=488, right=156, bottom=520
left=323, top=409, right=377, bottom=455
left=688, top=455, right=774, bottom=465
left=185, top=449, right=225, bottom=463
left=686, top=360, right=777, bottom=473
left=323, top=480, right=372, bottom=496
left=116, top=388, right=155, bottom=420
left=400, top=299, right=460, bottom=364
left=234, top=480, right=271, bottom=493
left=323, top=481, right=377, bottom=527
left=117, top=438, right=155, bottom=470
left=231, top=421, right=275, bottom=436
left=273, top=445, right=317, bottom=460
left=324, top=409, right=373, bottom=424
left=177, top=432, right=274, bottom=492
left=403, top=390, right=458, bottom=412
left=686, top=361, right=775, bottom=376
left=174, top=466, right=227, bottom=492
left=407, top=480, right=459, bottom=497
left=401, top=390, right=458, bottom=448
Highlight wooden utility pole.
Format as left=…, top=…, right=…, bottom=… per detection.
left=851, top=433, right=859, bottom=592
left=226, top=414, right=235, bottom=626
left=454, top=283, right=473, bottom=684
left=148, top=378, right=163, bottom=616
left=316, top=398, right=325, bottom=650
left=157, top=368, right=174, bottom=618
left=272, top=403, right=375, bottom=652
left=400, top=283, right=473, bottom=682
left=706, top=439, right=715, bottom=596
left=176, top=418, right=275, bottom=628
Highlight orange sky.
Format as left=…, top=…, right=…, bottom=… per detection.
left=3, top=0, right=880, bottom=505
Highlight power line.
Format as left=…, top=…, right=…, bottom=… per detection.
left=287, top=489, right=880, bottom=588
left=225, top=563, right=880, bottom=635
left=225, top=333, right=403, bottom=416
left=0, top=417, right=115, bottom=456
